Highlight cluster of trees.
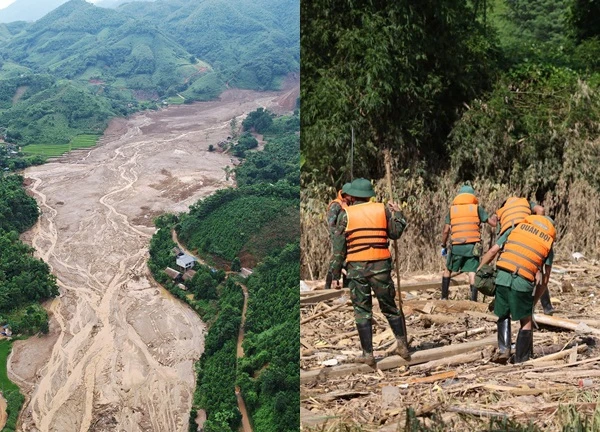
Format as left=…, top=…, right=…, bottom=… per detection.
left=235, top=109, right=300, bottom=187
left=237, top=243, right=299, bottom=432
left=191, top=280, right=244, bottom=432
left=177, top=183, right=299, bottom=264
left=0, top=175, right=58, bottom=334
left=231, top=132, right=258, bottom=158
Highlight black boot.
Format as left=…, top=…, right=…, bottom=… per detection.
left=540, top=289, right=555, bottom=315
left=493, top=317, right=511, bottom=364
left=441, top=276, right=450, bottom=300
left=388, top=315, right=411, bottom=360
left=514, top=329, right=533, bottom=363
left=356, top=320, right=376, bottom=367
left=470, top=284, right=478, bottom=302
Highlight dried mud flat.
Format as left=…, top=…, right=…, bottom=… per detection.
left=9, top=86, right=296, bottom=432
left=301, top=261, right=600, bottom=431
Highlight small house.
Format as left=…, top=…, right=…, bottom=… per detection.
left=176, top=254, right=196, bottom=270
left=183, top=269, right=197, bottom=281
left=240, top=267, right=253, bottom=278
left=164, top=267, right=182, bottom=281
left=177, top=283, right=188, bottom=291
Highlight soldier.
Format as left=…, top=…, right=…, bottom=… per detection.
left=440, top=185, right=497, bottom=301
left=329, top=178, right=410, bottom=366
left=478, top=215, right=556, bottom=363
left=495, top=197, right=554, bottom=315
left=326, top=183, right=351, bottom=239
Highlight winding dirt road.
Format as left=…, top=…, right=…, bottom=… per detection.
left=8, top=86, right=297, bottom=432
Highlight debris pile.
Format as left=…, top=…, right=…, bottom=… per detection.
left=300, top=261, right=600, bottom=431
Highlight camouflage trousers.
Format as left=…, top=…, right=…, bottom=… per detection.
left=347, top=259, right=400, bottom=325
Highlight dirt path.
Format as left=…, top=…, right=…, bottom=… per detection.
left=0, top=392, right=7, bottom=431
left=236, top=283, right=252, bottom=432
left=10, top=87, right=295, bottom=432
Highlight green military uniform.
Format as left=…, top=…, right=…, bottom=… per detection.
left=493, top=227, right=554, bottom=320
left=330, top=207, right=407, bottom=324
left=326, top=201, right=344, bottom=239
left=328, top=177, right=411, bottom=364
left=444, top=206, right=490, bottom=273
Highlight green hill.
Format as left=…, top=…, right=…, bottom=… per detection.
left=119, top=0, right=299, bottom=90
left=1, top=0, right=202, bottom=94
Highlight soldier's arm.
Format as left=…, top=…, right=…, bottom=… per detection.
left=386, top=203, right=407, bottom=240
left=477, top=244, right=501, bottom=270
left=326, top=203, right=341, bottom=237
left=441, top=224, right=451, bottom=247
left=328, top=211, right=348, bottom=279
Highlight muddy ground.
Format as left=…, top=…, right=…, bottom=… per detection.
left=301, top=260, right=600, bottom=431
left=9, top=83, right=298, bottom=432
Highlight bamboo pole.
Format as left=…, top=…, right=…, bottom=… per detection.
left=384, top=149, right=403, bottom=315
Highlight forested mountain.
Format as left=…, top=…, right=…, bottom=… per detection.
left=119, top=0, right=299, bottom=90
left=0, top=0, right=298, bottom=158
left=301, top=0, right=600, bottom=277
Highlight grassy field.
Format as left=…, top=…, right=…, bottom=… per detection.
left=22, top=134, right=100, bottom=157
left=166, top=95, right=185, bottom=105
left=0, top=340, right=19, bottom=393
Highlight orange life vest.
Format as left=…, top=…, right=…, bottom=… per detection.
left=345, top=202, right=391, bottom=262
left=450, top=193, right=480, bottom=245
left=327, top=190, right=347, bottom=213
left=497, top=197, right=531, bottom=235
left=496, top=215, right=556, bottom=282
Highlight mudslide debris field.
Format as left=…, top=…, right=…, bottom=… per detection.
left=9, top=87, right=296, bottom=432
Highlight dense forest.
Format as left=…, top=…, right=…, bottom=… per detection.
left=0, top=174, right=59, bottom=430
left=0, top=0, right=299, bottom=156
left=301, top=0, right=600, bottom=278
left=148, top=109, right=299, bottom=431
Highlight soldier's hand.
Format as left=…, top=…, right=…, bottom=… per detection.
left=333, top=279, right=341, bottom=290
left=388, top=201, right=401, bottom=212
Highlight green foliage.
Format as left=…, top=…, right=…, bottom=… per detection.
left=237, top=243, right=299, bottom=432
left=0, top=340, right=24, bottom=432
left=0, top=175, right=39, bottom=233
left=448, top=64, right=600, bottom=196
left=235, top=112, right=300, bottom=187
left=301, top=0, right=499, bottom=184
left=231, top=132, right=258, bottom=158
left=242, top=108, right=274, bottom=133
left=569, top=0, right=600, bottom=42
left=0, top=175, right=57, bottom=335
left=490, top=0, right=572, bottom=66
left=177, top=183, right=299, bottom=263
left=231, top=257, right=241, bottom=272
left=121, top=0, right=299, bottom=91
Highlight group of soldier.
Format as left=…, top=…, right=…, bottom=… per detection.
left=326, top=179, right=557, bottom=367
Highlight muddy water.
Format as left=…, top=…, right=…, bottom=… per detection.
left=9, top=88, right=294, bottom=432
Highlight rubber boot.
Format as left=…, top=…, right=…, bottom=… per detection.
left=540, top=289, right=555, bottom=315
left=514, top=329, right=533, bottom=363
left=469, top=284, right=478, bottom=302
left=493, top=317, right=511, bottom=364
left=388, top=315, right=411, bottom=361
left=355, top=320, right=376, bottom=367
left=441, top=276, right=450, bottom=300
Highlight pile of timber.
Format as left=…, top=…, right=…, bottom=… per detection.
left=300, top=263, right=600, bottom=431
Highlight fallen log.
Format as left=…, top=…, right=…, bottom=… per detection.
left=407, top=299, right=490, bottom=314
left=300, top=334, right=497, bottom=384
left=533, top=314, right=600, bottom=335
left=524, top=369, right=600, bottom=380
left=526, top=344, right=588, bottom=364
left=412, top=351, right=484, bottom=372
left=446, top=405, right=508, bottom=418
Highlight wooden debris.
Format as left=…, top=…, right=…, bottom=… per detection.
left=534, top=314, right=600, bottom=335
left=301, top=300, right=348, bottom=325
left=446, top=405, right=508, bottom=418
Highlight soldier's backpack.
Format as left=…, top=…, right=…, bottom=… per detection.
left=475, top=264, right=497, bottom=296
